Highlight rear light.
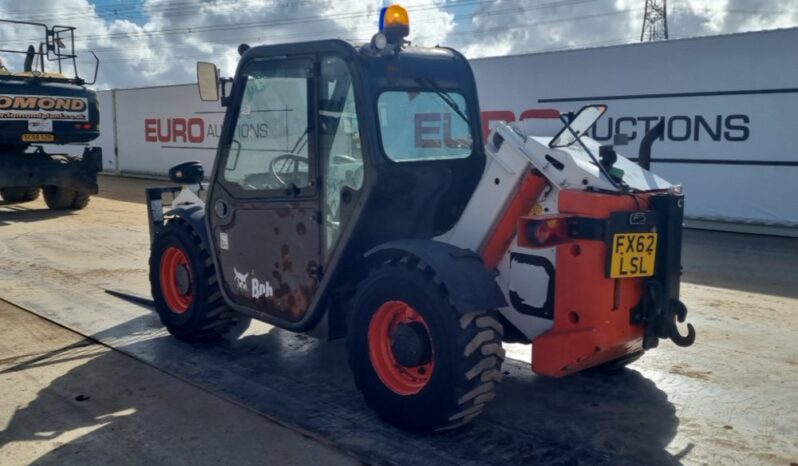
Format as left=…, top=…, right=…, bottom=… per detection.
left=74, top=123, right=93, bottom=130
left=519, top=216, right=571, bottom=248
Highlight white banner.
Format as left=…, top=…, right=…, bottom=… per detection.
left=111, top=84, right=223, bottom=176
left=472, top=28, right=798, bottom=227
left=100, top=28, right=798, bottom=227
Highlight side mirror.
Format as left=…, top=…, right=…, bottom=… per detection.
left=169, top=160, right=204, bottom=185
left=196, top=62, right=219, bottom=102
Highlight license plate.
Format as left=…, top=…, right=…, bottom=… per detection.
left=609, top=233, right=658, bottom=278
left=29, top=119, right=53, bottom=132
left=22, top=133, right=54, bottom=142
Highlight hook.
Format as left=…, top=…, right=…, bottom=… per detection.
left=669, top=321, right=696, bottom=347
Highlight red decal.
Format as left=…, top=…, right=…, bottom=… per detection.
left=480, top=110, right=516, bottom=140
left=415, top=113, right=441, bottom=148
left=145, top=117, right=206, bottom=143
left=442, top=113, right=468, bottom=148
left=187, top=118, right=204, bottom=143
left=520, top=108, right=561, bottom=120
left=172, top=119, right=187, bottom=142
left=144, top=119, right=158, bottom=142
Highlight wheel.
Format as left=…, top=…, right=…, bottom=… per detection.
left=347, top=257, right=505, bottom=433
left=587, top=350, right=644, bottom=374
left=71, top=192, right=91, bottom=210
left=42, top=186, right=91, bottom=210
left=0, top=187, right=40, bottom=202
left=150, top=219, right=249, bottom=341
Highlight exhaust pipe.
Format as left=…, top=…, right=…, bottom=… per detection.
left=23, top=45, right=35, bottom=72
left=638, top=120, right=665, bottom=170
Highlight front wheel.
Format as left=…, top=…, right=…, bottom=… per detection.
left=150, top=220, right=248, bottom=341
left=347, top=257, right=505, bottom=433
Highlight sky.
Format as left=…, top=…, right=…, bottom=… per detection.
left=0, top=0, right=796, bottom=89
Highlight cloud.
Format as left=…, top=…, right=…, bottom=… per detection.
left=455, top=0, right=798, bottom=58
left=0, top=0, right=795, bottom=89
left=0, top=0, right=455, bottom=89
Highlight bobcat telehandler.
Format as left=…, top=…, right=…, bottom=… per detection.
left=145, top=5, right=695, bottom=432
left=0, top=19, right=101, bottom=210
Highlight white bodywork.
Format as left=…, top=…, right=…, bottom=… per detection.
left=171, top=183, right=204, bottom=210
left=439, top=122, right=673, bottom=340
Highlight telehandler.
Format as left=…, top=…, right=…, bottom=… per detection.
left=145, top=5, right=695, bottom=432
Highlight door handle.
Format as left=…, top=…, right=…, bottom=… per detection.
left=214, top=199, right=230, bottom=218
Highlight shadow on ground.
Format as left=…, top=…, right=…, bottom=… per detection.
left=0, top=204, right=77, bottom=226
left=0, top=333, right=352, bottom=466
left=1, top=311, right=684, bottom=465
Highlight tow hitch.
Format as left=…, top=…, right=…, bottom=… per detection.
left=632, top=191, right=696, bottom=349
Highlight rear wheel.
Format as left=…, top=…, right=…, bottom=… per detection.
left=42, top=186, right=91, bottom=210
left=347, top=257, right=504, bottom=433
left=0, top=187, right=41, bottom=202
left=150, top=219, right=249, bottom=341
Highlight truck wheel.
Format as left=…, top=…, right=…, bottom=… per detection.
left=347, top=257, right=504, bottom=433
left=150, top=219, right=248, bottom=342
left=71, top=192, right=91, bottom=210
left=1, top=187, right=41, bottom=202
left=42, top=187, right=91, bottom=210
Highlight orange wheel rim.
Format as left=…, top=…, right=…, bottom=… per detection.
left=159, top=246, right=193, bottom=314
left=368, top=300, right=434, bottom=395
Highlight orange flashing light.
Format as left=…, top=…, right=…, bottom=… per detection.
left=379, top=4, right=410, bottom=41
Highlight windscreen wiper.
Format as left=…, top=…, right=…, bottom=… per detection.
left=558, top=115, right=626, bottom=192
left=416, top=78, right=470, bottom=125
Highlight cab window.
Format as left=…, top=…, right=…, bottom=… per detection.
left=377, top=91, right=472, bottom=162
left=319, top=56, right=364, bottom=254
left=223, top=60, right=313, bottom=192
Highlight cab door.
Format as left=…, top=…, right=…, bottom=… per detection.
left=207, top=57, right=322, bottom=323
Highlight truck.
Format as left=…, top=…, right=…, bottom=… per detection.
left=0, top=19, right=101, bottom=209
left=143, top=5, right=695, bottom=432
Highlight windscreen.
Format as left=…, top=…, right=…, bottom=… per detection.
left=377, top=91, right=472, bottom=162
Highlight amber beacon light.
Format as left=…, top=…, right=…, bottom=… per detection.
left=378, top=4, right=410, bottom=44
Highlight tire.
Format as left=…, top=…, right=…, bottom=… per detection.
left=71, top=191, right=91, bottom=210
left=0, top=187, right=41, bottom=202
left=587, top=350, right=644, bottom=374
left=347, top=256, right=505, bottom=433
left=42, top=186, right=91, bottom=210
left=150, top=219, right=248, bottom=342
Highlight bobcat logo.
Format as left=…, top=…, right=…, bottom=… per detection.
left=233, top=267, right=249, bottom=292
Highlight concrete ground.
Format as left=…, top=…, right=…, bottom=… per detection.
left=0, top=174, right=796, bottom=465
left=0, top=300, right=358, bottom=466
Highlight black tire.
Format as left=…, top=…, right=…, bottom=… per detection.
left=1, top=187, right=41, bottom=202
left=347, top=256, right=505, bottom=433
left=71, top=191, right=91, bottom=210
left=42, top=186, right=91, bottom=210
left=587, top=350, right=645, bottom=374
left=150, top=219, right=248, bottom=342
